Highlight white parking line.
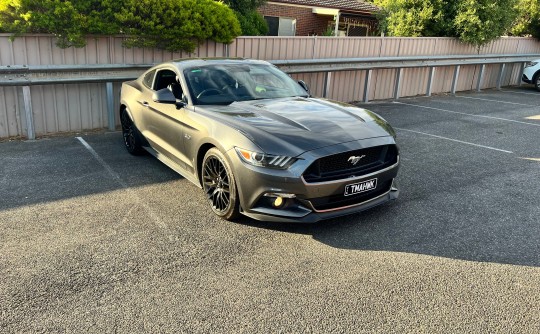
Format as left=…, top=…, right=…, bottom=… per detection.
left=500, top=89, right=540, bottom=96
left=394, top=128, right=514, bottom=154
left=76, top=136, right=168, bottom=229
left=456, top=95, right=539, bottom=107
left=394, top=101, right=540, bottom=127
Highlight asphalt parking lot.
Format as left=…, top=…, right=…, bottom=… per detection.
left=1, top=86, right=539, bottom=333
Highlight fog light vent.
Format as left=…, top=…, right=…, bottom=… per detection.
left=263, top=193, right=296, bottom=209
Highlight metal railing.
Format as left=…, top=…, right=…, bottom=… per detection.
left=1, top=53, right=539, bottom=140
left=272, top=54, right=539, bottom=102
left=0, top=64, right=148, bottom=139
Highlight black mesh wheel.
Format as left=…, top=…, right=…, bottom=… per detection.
left=120, top=109, right=144, bottom=155
left=202, top=148, right=240, bottom=220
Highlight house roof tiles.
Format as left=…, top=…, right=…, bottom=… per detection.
left=270, top=0, right=380, bottom=13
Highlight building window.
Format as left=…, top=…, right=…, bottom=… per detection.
left=264, top=16, right=296, bottom=36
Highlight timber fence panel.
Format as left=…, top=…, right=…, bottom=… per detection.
left=507, top=64, right=522, bottom=86
left=459, top=65, right=479, bottom=92
left=482, top=64, right=500, bottom=89
left=399, top=67, right=430, bottom=98
left=437, top=38, right=478, bottom=55
left=229, top=37, right=317, bottom=60
left=396, top=37, right=437, bottom=56
left=431, top=66, right=456, bottom=94
left=326, top=70, right=365, bottom=102
left=370, top=69, right=395, bottom=100
left=378, top=37, right=401, bottom=57
left=0, top=36, right=15, bottom=64
left=313, top=38, right=342, bottom=58
left=0, top=87, right=21, bottom=138
left=516, top=38, right=540, bottom=53
left=354, top=38, right=383, bottom=57
left=486, top=38, right=517, bottom=54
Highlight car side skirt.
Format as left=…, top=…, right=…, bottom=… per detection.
left=143, top=145, right=201, bottom=188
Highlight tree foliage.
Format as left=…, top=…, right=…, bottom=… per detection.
left=220, top=0, right=266, bottom=13
left=529, top=19, right=540, bottom=39
left=511, top=0, right=540, bottom=37
left=454, top=0, right=518, bottom=45
left=511, top=0, right=538, bottom=35
left=374, top=0, right=445, bottom=37
left=0, top=0, right=121, bottom=47
left=0, top=0, right=8, bottom=32
left=373, top=0, right=518, bottom=46
left=234, top=10, right=268, bottom=36
left=118, top=0, right=241, bottom=52
left=217, top=0, right=268, bottom=36
left=0, top=0, right=241, bottom=51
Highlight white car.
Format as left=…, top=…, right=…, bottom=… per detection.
left=522, top=59, right=540, bottom=90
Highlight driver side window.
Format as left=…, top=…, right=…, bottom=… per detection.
left=154, top=69, right=184, bottom=100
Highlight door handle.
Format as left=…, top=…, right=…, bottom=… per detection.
left=140, top=101, right=149, bottom=107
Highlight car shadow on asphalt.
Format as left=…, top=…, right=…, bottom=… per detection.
left=237, top=197, right=540, bottom=269
left=0, top=133, right=181, bottom=212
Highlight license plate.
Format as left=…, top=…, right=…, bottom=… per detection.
left=344, top=178, right=377, bottom=196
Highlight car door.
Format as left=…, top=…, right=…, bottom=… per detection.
left=140, top=67, right=191, bottom=170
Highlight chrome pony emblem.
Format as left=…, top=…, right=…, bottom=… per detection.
left=348, top=155, right=366, bottom=166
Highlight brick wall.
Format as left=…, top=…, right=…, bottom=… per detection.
left=258, top=3, right=378, bottom=36
left=258, top=3, right=333, bottom=36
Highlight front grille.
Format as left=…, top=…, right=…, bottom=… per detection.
left=303, top=145, right=398, bottom=183
left=307, top=180, right=393, bottom=212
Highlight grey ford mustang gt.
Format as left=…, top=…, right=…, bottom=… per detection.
left=120, top=58, right=399, bottom=223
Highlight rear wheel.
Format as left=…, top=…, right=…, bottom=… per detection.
left=533, top=72, right=540, bottom=91
left=120, top=109, right=144, bottom=155
left=202, top=148, right=240, bottom=221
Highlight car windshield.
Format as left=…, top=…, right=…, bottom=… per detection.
left=183, top=63, right=308, bottom=105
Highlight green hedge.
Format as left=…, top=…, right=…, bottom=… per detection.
left=0, top=0, right=241, bottom=52
left=372, top=0, right=519, bottom=46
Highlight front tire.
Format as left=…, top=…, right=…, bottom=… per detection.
left=202, top=148, right=240, bottom=221
left=120, top=109, right=144, bottom=155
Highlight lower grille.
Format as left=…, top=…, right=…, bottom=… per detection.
left=307, top=180, right=393, bottom=212
left=303, top=145, right=398, bottom=183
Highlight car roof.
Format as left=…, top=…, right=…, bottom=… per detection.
left=158, top=58, right=272, bottom=71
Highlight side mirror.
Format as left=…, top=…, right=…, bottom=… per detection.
left=153, top=88, right=186, bottom=109
left=298, top=80, right=310, bottom=94
left=153, top=88, right=177, bottom=104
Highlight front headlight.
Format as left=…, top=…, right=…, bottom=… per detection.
left=235, top=147, right=298, bottom=169
left=526, top=61, right=538, bottom=68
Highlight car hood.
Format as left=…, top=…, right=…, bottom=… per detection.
left=197, top=97, right=395, bottom=155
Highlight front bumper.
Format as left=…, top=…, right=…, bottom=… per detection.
left=241, top=180, right=399, bottom=223
left=227, top=136, right=400, bottom=223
